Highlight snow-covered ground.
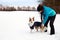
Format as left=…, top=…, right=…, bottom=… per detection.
left=0, top=11, right=60, bottom=40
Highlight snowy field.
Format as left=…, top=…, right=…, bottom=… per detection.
left=0, top=11, right=60, bottom=40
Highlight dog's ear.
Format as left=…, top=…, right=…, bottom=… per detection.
left=29, top=17, right=31, bottom=22
left=32, top=17, right=34, bottom=21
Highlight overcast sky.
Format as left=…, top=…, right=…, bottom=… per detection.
left=0, top=0, right=43, bottom=6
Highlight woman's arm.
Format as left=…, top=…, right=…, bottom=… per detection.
left=41, top=14, right=43, bottom=22
left=40, top=11, right=44, bottom=22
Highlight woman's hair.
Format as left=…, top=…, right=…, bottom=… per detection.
left=37, top=4, right=43, bottom=12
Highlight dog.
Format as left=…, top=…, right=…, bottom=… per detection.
left=28, top=17, right=46, bottom=32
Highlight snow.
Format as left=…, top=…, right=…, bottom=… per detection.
left=0, top=11, right=60, bottom=40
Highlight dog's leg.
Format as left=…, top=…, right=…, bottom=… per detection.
left=40, top=27, right=42, bottom=32
left=36, top=28, right=38, bottom=31
left=40, top=26, right=44, bottom=32
left=30, top=29, right=32, bottom=33
left=35, top=27, right=38, bottom=32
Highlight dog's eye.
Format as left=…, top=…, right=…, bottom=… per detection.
left=32, top=17, right=34, bottom=21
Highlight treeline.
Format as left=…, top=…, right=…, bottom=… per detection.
left=0, top=5, right=36, bottom=11
left=43, top=0, right=60, bottom=13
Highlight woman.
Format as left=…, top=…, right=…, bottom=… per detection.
left=37, top=4, right=56, bottom=35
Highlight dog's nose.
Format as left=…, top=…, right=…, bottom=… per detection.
left=31, top=21, right=33, bottom=23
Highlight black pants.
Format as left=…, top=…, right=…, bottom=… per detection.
left=44, top=15, right=56, bottom=34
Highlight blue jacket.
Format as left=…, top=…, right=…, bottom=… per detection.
left=42, top=6, right=56, bottom=24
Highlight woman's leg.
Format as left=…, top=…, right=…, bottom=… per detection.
left=50, top=15, right=56, bottom=35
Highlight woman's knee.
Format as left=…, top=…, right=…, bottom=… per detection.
left=50, top=23, right=54, bottom=27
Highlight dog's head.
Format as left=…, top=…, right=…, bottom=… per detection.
left=28, top=17, right=34, bottom=29
left=29, top=17, right=34, bottom=23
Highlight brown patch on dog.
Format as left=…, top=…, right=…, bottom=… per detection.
left=40, top=26, right=46, bottom=32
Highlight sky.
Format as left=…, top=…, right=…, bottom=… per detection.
left=0, top=0, right=43, bottom=6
